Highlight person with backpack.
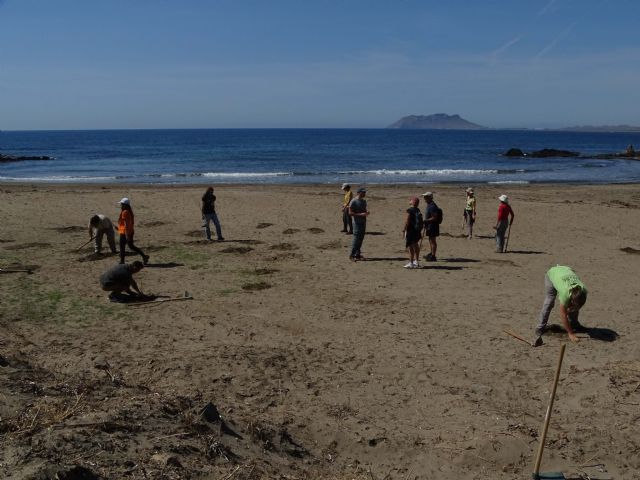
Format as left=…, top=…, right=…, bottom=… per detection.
left=422, top=192, right=442, bottom=261
left=493, top=194, right=514, bottom=253
left=402, top=196, right=423, bottom=268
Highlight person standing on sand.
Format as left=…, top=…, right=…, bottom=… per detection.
left=494, top=194, right=514, bottom=253
left=117, top=198, right=149, bottom=265
left=89, top=214, right=117, bottom=254
left=463, top=188, right=476, bottom=239
left=535, top=265, right=587, bottom=342
left=403, top=197, right=423, bottom=268
left=202, top=186, right=224, bottom=241
left=100, top=260, right=145, bottom=301
left=340, top=183, right=353, bottom=234
left=422, top=192, right=440, bottom=261
left=348, top=187, right=369, bottom=261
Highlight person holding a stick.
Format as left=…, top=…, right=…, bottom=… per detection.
left=88, top=214, right=117, bottom=254
left=493, top=194, right=514, bottom=253
left=463, top=188, right=476, bottom=239
left=99, top=260, right=145, bottom=301
left=535, top=265, right=587, bottom=342
left=402, top=196, right=423, bottom=268
left=117, top=198, right=149, bottom=265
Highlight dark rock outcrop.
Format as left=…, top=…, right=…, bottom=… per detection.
left=388, top=113, right=486, bottom=130
left=529, top=149, right=580, bottom=158
left=0, top=153, right=53, bottom=163
left=504, top=148, right=525, bottom=157
left=503, top=146, right=639, bottom=160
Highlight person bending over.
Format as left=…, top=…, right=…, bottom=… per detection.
left=89, top=214, right=117, bottom=254
left=535, top=265, right=587, bottom=342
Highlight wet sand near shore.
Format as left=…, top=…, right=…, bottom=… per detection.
left=1, top=183, right=639, bottom=479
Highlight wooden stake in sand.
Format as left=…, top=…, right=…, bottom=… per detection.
left=532, top=343, right=567, bottom=480
left=504, top=223, right=512, bottom=253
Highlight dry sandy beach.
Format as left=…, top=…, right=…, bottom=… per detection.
left=1, top=183, right=639, bottom=480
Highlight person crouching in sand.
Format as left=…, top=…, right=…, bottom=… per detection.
left=535, top=265, right=587, bottom=342
left=89, top=214, right=117, bottom=254
left=403, top=197, right=423, bottom=268
left=117, top=198, right=149, bottom=265
left=100, top=261, right=145, bottom=301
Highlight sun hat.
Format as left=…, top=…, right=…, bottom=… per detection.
left=118, top=197, right=130, bottom=205
left=341, top=183, right=350, bottom=190
left=422, top=191, right=433, bottom=197
left=466, top=187, right=474, bottom=194
left=498, top=194, right=509, bottom=203
left=357, top=187, right=367, bottom=194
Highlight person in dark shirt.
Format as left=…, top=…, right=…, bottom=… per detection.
left=100, top=261, right=145, bottom=300
left=422, top=192, right=440, bottom=261
left=202, top=187, right=224, bottom=241
left=348, top=187, right=369, bottom=261
left=403, top=196, right=423, bottom=268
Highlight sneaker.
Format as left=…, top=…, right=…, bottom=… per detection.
left=142, top=254, right=150, bottom=265
left=535, top=326, right=547, bottom=337
left=217, top=237, right=225, bottom=241
left=412, top=261, right=420, bottom=268
left=404, top=262, right=414, bottom=269
left=340, top=229, right=347, bottom=233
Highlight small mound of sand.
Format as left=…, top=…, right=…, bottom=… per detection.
left=620, top=247, right=640, bottom=254
left=242, top=281, right=272, bottom=291
left=282, top=228, right=300, bottom=234
left=307, top=227, right=324, bottom=234
left=256, top=223, right=274, bottom=229
left=49, top=226, right=85, bottom=233
left=316, top=240, right=341, bottom=250
left=254, top=268, right=279, bottom=275
left=269, top=243, right=298, bottom=251
left=141, top=221, right=171, bottom=227
left=221, top=246, right=253, bottom=254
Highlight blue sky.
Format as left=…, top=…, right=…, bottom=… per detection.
left=1, top=0, right=639, bottom=129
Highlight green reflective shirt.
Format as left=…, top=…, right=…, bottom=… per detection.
left=547, top=266, right=587, bottom=306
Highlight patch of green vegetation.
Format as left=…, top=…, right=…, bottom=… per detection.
left=163, top=245, right=210, bottom=270
left=2, top=277, right=128, bottom=326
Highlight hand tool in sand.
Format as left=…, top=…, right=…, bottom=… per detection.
left=532, top=343, right=566, bottom=480
left=76, top=237, right=95, bottom=252
left=126, top=291, right=193, bottom=307
left=504, top=223, right=512, bottom=253
left=0, top=267, right=34, bottom=274
left=504, top=329, right=543, bottom=347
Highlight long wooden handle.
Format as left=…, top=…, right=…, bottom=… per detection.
left=533, top=343, right=566, bottom=478
left=76, top=237, right=95, bottom=251
left=126, top=296, right=193, bottom=307
left=503, top=329, right=532, bottom=346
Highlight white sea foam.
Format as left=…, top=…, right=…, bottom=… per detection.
left=488, top=180, right=530, bottom=184
left=201, top=172, right=292, bottom=178
left=338, top=169, right=498, bottom=176
left=0, top=175, right=118, bottom=182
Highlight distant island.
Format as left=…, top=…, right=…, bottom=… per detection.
left=387, top=113, right=487, bottom=130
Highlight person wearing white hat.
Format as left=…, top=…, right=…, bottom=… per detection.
left=493, top=194, right=514, bottom=253
left=340, top=183, right=353, bottom=234
left=463, top=188, right=476, bottom=239
left=117, top=197, right=149, bottom=265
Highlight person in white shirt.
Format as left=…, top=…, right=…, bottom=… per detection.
left=89, top=214, right=117, bottom=254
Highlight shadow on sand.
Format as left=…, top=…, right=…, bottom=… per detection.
left=145, top=262, right=184, bottom=269
left=441, top=257, right=480, bottom=263
left=363, top=257, right=407, bottom=262
left=507, top=250, right=546, bottom=255
left=545, top=323, right=619, bottom=342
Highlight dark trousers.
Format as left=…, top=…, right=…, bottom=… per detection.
left=119, top=234, right=145, bottom=264
left=350, top=222, right=366, bottom=258
left=342, top=208, right=353, bottom=233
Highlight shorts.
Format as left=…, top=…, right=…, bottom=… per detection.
left=405, top=231, right=421, bottom=248
left=425, top=223, right=439, bottom=238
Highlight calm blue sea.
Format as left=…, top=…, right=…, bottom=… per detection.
left=1, top=129, right=639, bottom=184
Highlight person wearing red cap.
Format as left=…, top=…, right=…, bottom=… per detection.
left=403, top=197, right=423, bottom=268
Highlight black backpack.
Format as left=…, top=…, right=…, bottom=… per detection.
left=436, top=206, right=443, bottom=225
left=413, top=210, right=424, bottom=231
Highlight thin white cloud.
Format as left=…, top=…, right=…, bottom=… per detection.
left=535, top=20, right=577, bottom=59
left=537, top=0, right=560, bottom=17
left=490, top=35, right=523, bottom=59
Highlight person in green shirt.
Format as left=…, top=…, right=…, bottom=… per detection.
left=536, top=265, right=587, bottom=342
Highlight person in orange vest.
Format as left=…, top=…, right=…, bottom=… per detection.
left=117, top=198, right=149, bottom=265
